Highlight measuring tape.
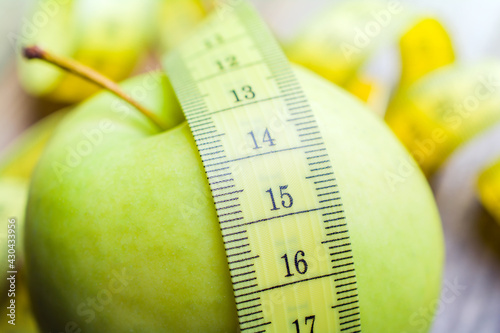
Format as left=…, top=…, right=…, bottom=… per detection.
left=164, top=3, right=361, bottom=332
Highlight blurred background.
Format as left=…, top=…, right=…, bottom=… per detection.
left=1, top=0, right=500, bottom=332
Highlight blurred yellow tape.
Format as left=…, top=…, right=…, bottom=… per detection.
left=398, top=18, right=455, bottom=90
left=385, top=62, right=500, bottom=175
left=478, top=160, right=500, bottom=224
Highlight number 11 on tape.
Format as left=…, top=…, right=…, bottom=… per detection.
left=164, top=2, right=362, bottom=332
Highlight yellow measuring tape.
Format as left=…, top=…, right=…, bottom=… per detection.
left=164, top=3, right=361, bottom=332
left=385, top=61, right=500, bottom=176
left=478, top=160, right=500, bottom=224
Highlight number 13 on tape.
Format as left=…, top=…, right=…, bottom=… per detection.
left=164, top=2, right=362, bottom=332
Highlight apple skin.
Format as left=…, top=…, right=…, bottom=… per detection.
left=25, top=66, right=443, bottom=332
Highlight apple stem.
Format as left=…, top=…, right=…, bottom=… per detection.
left=22, top=45, right=168, bottom=131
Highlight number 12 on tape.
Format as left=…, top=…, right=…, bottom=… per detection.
left=164, top=2, right=362, bottom=332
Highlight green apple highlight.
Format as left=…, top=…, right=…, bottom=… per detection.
left=25, top=65, right=443, bottom=332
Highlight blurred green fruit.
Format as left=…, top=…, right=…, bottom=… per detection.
left=0, top=109, right=66, bottom=285
left=0, top=109, right=67, bottom=332
left=17, top=0, right=156, bottom=103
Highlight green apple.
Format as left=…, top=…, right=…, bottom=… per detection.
left=25, top=66, right=443, bottom=332
left=17, top=0, right=156, bottom=103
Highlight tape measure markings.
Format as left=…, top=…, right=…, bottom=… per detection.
left=165, top=3, right=361, bottom=332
